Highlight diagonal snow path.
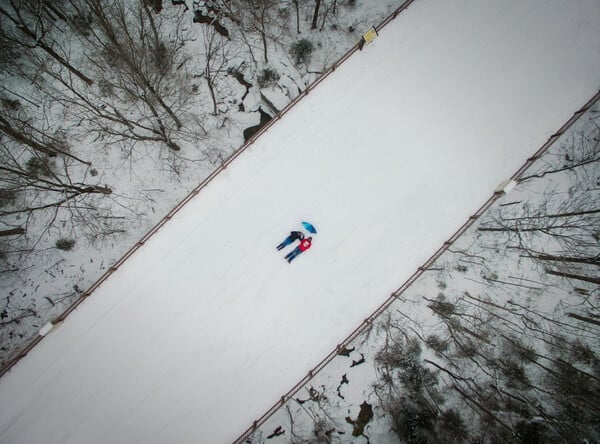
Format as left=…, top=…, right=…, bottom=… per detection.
left=1, top=0, right=600, bottom=443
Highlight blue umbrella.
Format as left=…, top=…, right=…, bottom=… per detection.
left=301, top=221, right=317, bottom=234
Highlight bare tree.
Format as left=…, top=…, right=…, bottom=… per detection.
left=518, top=126, right=600, bottom=184
left=199, top=25, right=237, bottom=115
left=309, top=0, right=339, bottom=32
left=0, top=0, right=93, bottom=85
left=62, top=0, right=191, bottom=150
left=219, top=0, right=281, bottom=64
left=0, top=102, right=111, bottom=216
left=0, top=97, right=89, bottom=164
left=0, top=148, right=111, bottom=219
left=476, top=116, right=600, bottom=291
left=0, top=90, right=114, bottom=273
left=374, top=316, right=471, bottom=443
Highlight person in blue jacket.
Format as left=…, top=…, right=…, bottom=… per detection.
left=276, top=230, right=304, bottom=251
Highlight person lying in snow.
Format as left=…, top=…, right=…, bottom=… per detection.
left=285, top=237, right=312, bottom=263
left=276, top=230, right=304, bottom=251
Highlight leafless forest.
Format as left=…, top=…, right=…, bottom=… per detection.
left=0, top=0, right=399, bottom=366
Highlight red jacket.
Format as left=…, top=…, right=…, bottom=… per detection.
left=298, top=238, right=312, bottom=252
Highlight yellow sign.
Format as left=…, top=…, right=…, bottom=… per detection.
left=362, top=27, right=378, bottom=44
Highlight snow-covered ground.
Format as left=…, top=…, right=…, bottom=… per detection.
left=1, top=0, right=599, bottom=443
left=248, top=99, right=600, bottom=443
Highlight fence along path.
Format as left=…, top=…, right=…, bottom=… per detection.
left=0, top=0, right=417, bottom=378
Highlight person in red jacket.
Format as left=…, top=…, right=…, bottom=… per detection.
left=285, top=237, right=312, bottom=263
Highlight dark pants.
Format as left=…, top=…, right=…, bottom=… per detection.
left=277, top=236, right=294, bottom=250
left=285, top=247, right=303, bottom=263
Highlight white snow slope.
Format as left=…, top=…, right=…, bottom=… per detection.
left=1, top=1, right=599, bottom=443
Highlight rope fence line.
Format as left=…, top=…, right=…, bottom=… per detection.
left=0, top=0, right=417, bottom=378
left=231, top=89, right=600, bottom=444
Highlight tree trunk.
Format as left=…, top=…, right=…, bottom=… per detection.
left=478, top=225, right=577, bottom=233
left=451, top=384, right=513, bottom=432
left=292, top=0, right=300, bottom=33
left=144, top=98, right=180, bottom=150
left=504, top=208, right=600, bottom=220
left=42, top=2, right=68, bottom=21
left=0, top=115, right=90, bottom=164
left=142, top=0, right=161, bottom=49
left=261, top=30, right=268, bottom=63
left=567, top=313, right=600, bottom=327
left=145, top=81, right=183, bottom=129
left=311, top=0, right=321, bottom=30
left=205, top=66, right=218, bottom=115
left=528, top=254, right=600, bottom=266
left=518, top=156, right=600, bottom=182
left=0, top=228, right=25, bottom=237
left=545, top=269, right=600, bottom=285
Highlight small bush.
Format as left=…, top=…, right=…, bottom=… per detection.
left=387, top=396, right=436, bottom=443
left=69, top=12, right=92, bottom=36
left=504, top=336, right=537, bottom=363
left=439, top=410, right=468, bottom=443
left=456, top=340, right=477, bottom=358
left=26, top=156, right=55, bottom=177
left=312, top=417, right=334, bottom=443
left=89, top=168, right=98, bottom=177
left=49, top=131, right=71, bottom=153
left=375, top=336, right=421, bottom=372
left=257, top=67, right=280, bottom=88
left=482, top=270, right=498, bottom=280
left=569, top=339, right=597, bottom=365
left=425, top=334, right=449, bottom=353
left=290, top=38, right=314, bottom=65
left=1, top=98, right=20, bottom=111
left=501, top=359, right=530, bottom=389
left=55, top=238, right=76, bottom=251
left=0, top=36, right=20, bottom=66
left=515, top=420, right=553, bottom=444
left=98, top=79, right=115, bottom=97
left=0, top=189, right=17, bottom=208
left=428, top=295, right=456, bottom=318
left=152, top=42, right=169, bottom=74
